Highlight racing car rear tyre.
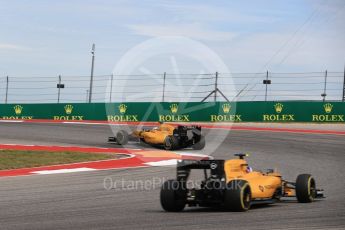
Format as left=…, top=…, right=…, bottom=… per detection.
left=160, top=180, right=186, bottom=212
left=116, top=130, right=129, bottom=145
left=164, top=136, right=179, bottom=150
left=224, top=180, right=251, bottom=211
left=192, top=135, right=205, bottom=150
left=296, top=174, right=316, bottom=203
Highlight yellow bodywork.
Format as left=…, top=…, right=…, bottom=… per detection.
left=132, top=124, right=175, bottom=145
left=224, top=159, right=282, bottom=199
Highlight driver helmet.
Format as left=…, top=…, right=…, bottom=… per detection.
left=246, top=166, right=253, bottom=173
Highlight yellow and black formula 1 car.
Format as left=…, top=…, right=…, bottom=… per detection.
left=160, top=153, right=324, bottom=212
left=108, top=123, right=205, bottom=150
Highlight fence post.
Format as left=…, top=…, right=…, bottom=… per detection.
left=57, top=75, right=61, bottom=103
left=5, top=76, right=9, bottom=104
left=89, top=44, right=95, bottom=103
left=322, top=70, right=327, bottom=102
left=214, top=72, right=218, bottom=102
left=110, top=74, right=113, bottom=102
left=265, top=71, right=268, bottom=101
left=162, top=72, right=166, bottom=102
left=342, top=66, right=345, bottom=102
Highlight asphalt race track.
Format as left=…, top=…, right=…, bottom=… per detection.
left=0, top=122, right=344, bottom=230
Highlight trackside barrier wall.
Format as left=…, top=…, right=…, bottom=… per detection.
left=0, top=102, right=344, bottom=122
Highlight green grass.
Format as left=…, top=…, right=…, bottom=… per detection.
left=0, top=150, right=117, bottom=170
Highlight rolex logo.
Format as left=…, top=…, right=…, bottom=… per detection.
left=118, top=104, right=127, bottom=114
left=64, top=105, right=73, bottom=115
left=274, top=103, right=283, bottom=113
left=170, top=104, right=178, bottom=114
left=222, top=103, right=231, bottom=113
left=323, top=103, right=333, bottom=113
left=14, top=105, right=23, bottom=115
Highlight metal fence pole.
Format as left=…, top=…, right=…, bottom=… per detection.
left=342, top=64, right=345, bottom=102
left=57, top=75, right=61, bottom=103
left=86, top=90, right=89, bottom=103
left=214, top=72, right=218, bottom=102
left=89, top=44, right=95, bottom=103
left=265, top=71, right=268, bottom=101
left=322, top=70, right=327, bottom=102
left=162, top=72, right=166, bottom=102
left=110, top=74, right=113, bottom=102
left=5, top=76, right=9, bottom=104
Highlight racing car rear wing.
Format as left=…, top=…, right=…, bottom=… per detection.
left=173, top=125, right=201, bottom=137
left=177, top=159, right=225, bottom=181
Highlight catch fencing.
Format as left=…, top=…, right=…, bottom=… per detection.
left=0, top=71, right=344, bottom=103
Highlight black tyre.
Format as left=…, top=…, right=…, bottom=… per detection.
left=164, top=135, right=179, bottom=150
left=116, top=130, right=129, bottom=145
left=160, top=180, right=186, bottom=212
left=224, top=180, right=251, bottom=211
left=192, top=135, right=205, bottom=150
left=296, top=174, right=316, bottom=203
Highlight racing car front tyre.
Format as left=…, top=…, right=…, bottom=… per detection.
left=160, top=180, right=186, bottom=212
left=164, top=136, right=179, bottom=150
left=192, top=135, right=205, bottom=150
left=116, top=130, right=129, bottom=145
left=224, top=180, right=251, bottom=211
left=296, top=174, right=316, bottom=203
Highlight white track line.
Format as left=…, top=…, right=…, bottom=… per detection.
left=62, top=121, right=107, bottom=125
left=1, top=143, right=35, bottom=146
left=145, top=159, right=177, bottom=166
left=177, top=152, right=213, bottom=159
left=31, top=167, right=97, bottom=175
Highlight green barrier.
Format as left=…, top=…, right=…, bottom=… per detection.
left=0, top=101, right=344, bottom=122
